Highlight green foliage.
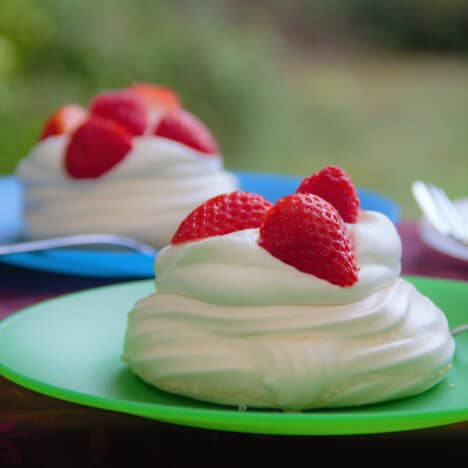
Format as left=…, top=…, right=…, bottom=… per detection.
left=0, top=0, right=288, bottom=172
left=0, top=0, right=467, bottom=218
left=248, top=0, right=468, bottom=52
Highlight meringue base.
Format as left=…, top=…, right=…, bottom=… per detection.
left=122, top=279, right=455, bottom=410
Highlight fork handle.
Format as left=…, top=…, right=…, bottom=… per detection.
left=0, top=234, right=156, bottom=256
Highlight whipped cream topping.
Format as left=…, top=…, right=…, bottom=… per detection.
left=155, top=211, right=401, bottom=306
left=122, top=211, right=455, bottom=409
left=16, top=135, right=238, bottom=247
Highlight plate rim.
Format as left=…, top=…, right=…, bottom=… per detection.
left=0, top=275, right=466, bottom=436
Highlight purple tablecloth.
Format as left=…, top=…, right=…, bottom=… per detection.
left=0, top=221, right=466, bottom=466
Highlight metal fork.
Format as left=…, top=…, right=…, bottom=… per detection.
left=451, top=324, right=468, bottom=336
left=412, top=182, right=468, bottom=335
left=0, top=234, right=157, bottom=256
left=412, top=181, right=468, bottom=246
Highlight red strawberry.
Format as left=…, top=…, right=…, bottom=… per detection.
left=296, top=165, right=360, bottom=223
left=39, top=104, right=87, bottom=141
left=258, top=193, right=358, bottom=286
left=154, top=109, right=219, bottom=155
left=90, top=90, right=148, bottom=136
left=64, top=116, right=132, bottom=179
left=172, top=191, right=272, bottom=244
left=129, top=82, right=180, bottom=111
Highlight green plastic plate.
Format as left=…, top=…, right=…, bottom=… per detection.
left=0, top=276, right=466, bottom=435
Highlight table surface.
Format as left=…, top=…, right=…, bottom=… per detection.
left=1, top=221, right=467, bottom=467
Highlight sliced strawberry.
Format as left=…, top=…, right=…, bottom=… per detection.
left=172, top=191, right=272, bottom=244
left=39, top=104, right=87, bottom=141
left=258, top=193, right=358, bottom=286
left=154, top=109, right=219, bottom=155
left=89, top=90, right=148, bottom=136
left=129, top=82, right=180, bottom=111
left=64, top=116, right=132, bottom=179
left=296, top=165, right=360, bottom=223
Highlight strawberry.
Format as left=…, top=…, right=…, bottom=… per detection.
left=129, top=82, right=180, bottom=111
left=296, top=165, right=360, bottom=223
left=39, top=104, right=87, bottom=141
left=64, top=116, right=132, bottom=179
left=258, top=193, right=358, bottom=286
left=172, top=191, right=272, bottom=244
left=89, top=90, right=148, bottom=136
left=154, top=108, right=219, bottom=155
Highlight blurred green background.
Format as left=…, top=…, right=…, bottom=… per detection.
left=0, top=0, right=467, bottom=218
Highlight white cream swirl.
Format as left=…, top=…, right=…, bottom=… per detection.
left=122, top=212, right=455, bottom=409
left=154, top=211, right=401, bottom=306
left=16, top=136, right=238, bottom=248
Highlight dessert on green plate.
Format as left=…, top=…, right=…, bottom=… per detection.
left=123, top=166, right=455, bottom=410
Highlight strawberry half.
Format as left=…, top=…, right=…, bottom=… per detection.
left=64, top=116, right=132, bottom=179
left=129, top=82, right=180, bottom=111
left=172, top=191, right=272, bottom=244
left=90, top=90, right=148, bottom=136
left=39, top=104, right=87, bottom=141
left=296, top=165, right=360, bottom=223
left=154, top=108, right=219, bottom=155
left=258, top=193, right=358, bottom=286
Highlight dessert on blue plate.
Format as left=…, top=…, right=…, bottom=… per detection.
left=16, top=83, right=237, bottom=248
